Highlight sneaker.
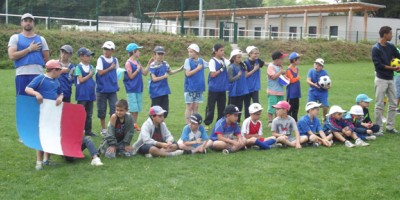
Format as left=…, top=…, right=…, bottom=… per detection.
left=312, top=142, right=320, bottom=147
left=85, top=132, right=97, bottom=137
left=145, top=153, right=153, bottom=158
left=101, top=129, right=107, bottom=136
left=183, top=150, right=193, bottom=154
left=91, top=157, right=104, bottom=166
left=222, top=149, right=230, bottom=155
left=374, top=129, right=384, bottom=137
left=134, top=123, right=141, bottom=131
left=35, top=162, right=43, bottom=170
left=386, top=128, right=399, bottom=134
left=355, top=139, right=369, bottom=147
left=365, top=135, right=376, bottom=140
left=270, top=143, right=283, bottom=148
left=267, top=122, right=272, bottom=127
left=344, top=140, right=355, bottom=148
left=169, top=150, right=184, bottom=156
left=205, top=125, right=210, bottom=131
left=382, top=117, right=387, bottom=124
left=43, top=160, right=56, bottom=166
left=396, top=109, right=400, bottom=115
left=329, top=140, right=334, bottom=145
left=251, top=145, right=260, bottom=150
left=203, top=149, right=207, bottom=154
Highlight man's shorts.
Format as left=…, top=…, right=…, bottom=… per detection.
left=308, top=92, right=329, bottom=107
left=267, top=95, right=284, bottom=114
left=184, top=92, right=203, bottom=103
left=127, top=92, right=143, bottom=112
left=15, top=75, right=38, bottom=95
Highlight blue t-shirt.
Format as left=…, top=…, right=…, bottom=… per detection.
left=59, top=62, right=75, bottom=98
left=27, top=74, right=62, bottom=100
left=297, top=114, right=322, bottom=136
left=307, top=68, right=329, bottom=94
left=180, top=125, right=208, bottom=148
left=210, top=117, right=241, bottom=141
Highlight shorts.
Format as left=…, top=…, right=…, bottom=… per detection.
left=15, top=75, right=39, bottom=95
left=308, top=92, right=329, bottom=107
left=184, top=92, right=203, bottom=103
left=138, top=142, right=178, bottom=154
left=127, top=92, right=143, bottom=112
left=395, top=76, right=400, bottom=98
left=267, top=95, right=284, bottom=114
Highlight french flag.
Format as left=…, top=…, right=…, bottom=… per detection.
left=16, top=95, right=85, bottom=158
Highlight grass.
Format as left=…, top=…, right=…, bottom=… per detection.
left=1, top=61, right=400, bottom=199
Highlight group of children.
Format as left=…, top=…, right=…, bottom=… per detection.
left=24, top=41, right=384, bottom=170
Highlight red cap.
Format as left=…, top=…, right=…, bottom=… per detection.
left=272, top=101, right=291, bottom=111
left=45, top=59, right=62, bottom=69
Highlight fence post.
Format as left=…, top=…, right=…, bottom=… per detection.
left=356, top=31, right=359, bottom=43
left=269, top=25, right=272, bottom=40
left=219, top=22, right=224, bottom=40
left=96, top=0, right=99, bottom=32
left=300, top=27, right=303, bottom=40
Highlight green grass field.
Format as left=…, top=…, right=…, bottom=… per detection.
left=1, top=61, right=400, bottom=199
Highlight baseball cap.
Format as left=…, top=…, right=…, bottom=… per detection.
left=356, top=94, right=373, bottom=103
left=77, top=47, right=95, bottom=57
left=326, top=105, right=346, bottom=116
left=45, top=59, right=62, bottom=69
left=249, top=103, right=263, bottom=114
left=102, top=41, right=115, bottom=50
left=271, top=51, right=288, bottom=60
left=305, top=101, right=321, bottom=112
left=59, top=45, right=73, bottom=54
left=224, top=104, right=241, bottom=115
left=213, top=44, right=224, bottom=52
left=314, top=58, right=325, bottom=66
left=126, top=43, right=143, bottom=53
left=21, top=13, right=34, bottom=20
left=190, top=113, right=203, bottom=124
left=188, top=44, right=200, bottom=53
left=272, top=101, right=291, bottom=111
left=229, top=49, right=242, bottom=60
left=288, top=52, right=300, bottom=60
left=149, top=105, right=167, bottom=116
left=246, top=46, right=257, bottom=54
left=153, top=46, right=165, bottom=54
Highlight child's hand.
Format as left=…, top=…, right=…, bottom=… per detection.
left=366, top=130, right=373, bottom=134
left=35, top=93, right=43, bottom=104
left=147, top=58, right=155, bottom=66
left=237, top=69, right=242, bottom=76
left=295, top=142, right=302, bottom=149
left=56, top=98, right=62, bottom=106
left=110, top=62, right=116, bottom=70
left=322, top=139, right=331, bottom=147
left=313, top=83, right=320, bottom=88
left=124, top=145, right=133, bottom=152
left=106, top=146, right=116, bottom=154
left=88, top=69, right=93, bottom=77
left=254, top=63, right=260, bottom=71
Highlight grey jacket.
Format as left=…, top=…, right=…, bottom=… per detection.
left=99, top=113, right=134, bottom=154
left=132, top=117, right=175, bottom=151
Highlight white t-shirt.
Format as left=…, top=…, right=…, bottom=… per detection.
left=241, top=117, right=263, bottom=137
left=96, top=55, right=119, bottom=73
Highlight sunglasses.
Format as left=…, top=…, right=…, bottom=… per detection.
left=55, top=68, right=62, bottom=71
left=157, top=52, right=164, bottom=55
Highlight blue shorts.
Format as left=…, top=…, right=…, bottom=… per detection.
left=15, top=75, right=39, bottom=95
left=127, top=92, right=143, bottom=112
left=184, top=92, right=203, bottom=103
left=308, top=91, right=329, bottom=107
left=267, top=95, right=284, bottom=114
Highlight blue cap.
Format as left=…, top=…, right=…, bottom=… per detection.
left=126, top=43, right=143, bottom=53
left=356, top=94, right=373, bottom=103
left=289, top=52, right=300, bottom=60
left=77, top=47, right=94, bottom=57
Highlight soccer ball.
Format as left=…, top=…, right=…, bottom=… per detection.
left=318, top=75, right=331, bottom=89
left=390, top=58, right=400, bottom=67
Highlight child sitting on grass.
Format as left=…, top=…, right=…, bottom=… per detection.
left=297, top=101, right=333, bottom=147
left=241, top=103, right=277, bottom=150
left=344, top=105, right=376, bottom=141
left=178, top=113, right=209, bottom=154
left=356, top=94, right=383, bottom=136
left=99, top=99, right=135, bottom=158
left=323, top=105, right=369, bottom=148
left=271, top=101, right=306, bottom=149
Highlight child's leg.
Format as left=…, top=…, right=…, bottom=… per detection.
left=332, top=131, right=346, bottom=142
left=82, top=136, right=99, bottom=158
left=37, top=150, right=44, bottom=162
left=96, top=93, right=107, bottom=129
left=211, top=141, right=228, bottom=151
left=204, top=92, right=217, bottom=126
left=185, top=103, right=193, bottom=124
left=178, top=142, right=195, bottom=151
left=192, top=102, right=199, bottom=115
left=255, top=138, right=276, bottom=149
left=108, top=92, right=118, bottom=117
left=231, top=139, right=245, bottom=152
left=299, top=135, right=308, bottom=144
left=243, top=93, right=251, bottom=119
left=245, top=137, right=257, bottom=146
left=322, top=106, right=328, bottom=121
left=216, top=92, right=227, bottom=121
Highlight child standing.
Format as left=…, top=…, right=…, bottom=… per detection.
left=178, top=113, right=209, bottom=154
left=267, top=51, right=288, bottom=126
left=307, top=58, right=330, bottom=121
left=204, top=44, right=230, bottom=130
left=149, top=46, right=183, bottom=118
left=25, top=59, right=64, bottom=170
left=243, top=46, right=264, bottom=119
left=208, top=104, right=246, bottom=154
left=323, top=105, right=369, bottom=148
left=241, top=103, right=277, bottom=150
left=344, top=105, right=377, bottom=141
left=297, top=101, right=333, bottom=147
left=96, top=41, right=120, bottom=136
left=271, top=101, right=306, bottom=149
left=75, top=47, right=96, bottom=137
left=183, top=44, right=206, bottom=124
left=124, top=43, right=150, bottom=131
left=99, top=99, right=135, bottom=158
left=356, top=94, right=382, bottom=136
left=58, top=45, right=75, bottom=103
left=286, top=52, right=301, bottom=121
left=227, top=49, right=249, bottom=123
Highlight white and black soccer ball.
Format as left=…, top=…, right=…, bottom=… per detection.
left=318, top=75, right=331, bottom=89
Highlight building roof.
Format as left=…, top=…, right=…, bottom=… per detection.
left=145, top=2, right=386, bottom=19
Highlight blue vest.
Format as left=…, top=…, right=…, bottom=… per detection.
left=95, top=57, right=119, bottom=93
left=228, top=63, right=249, bottom=97
left=75, top=64, right=96, bottom=101
left=286, top=67, right=301, bottom=99
left=184, top=58, right=205, bottom=92
left=267, top=64, right=284, bottom=93
left=149, top=62, right=171, bottom=98
left=59, top=63, right=75, bottom=98
left=123, top=60, right=143, bottom=93
left=244, top=59, right=261, bottom=92
left=208, top=58, right=229, bottom=92
left=14, top=34, right=44, bottom=68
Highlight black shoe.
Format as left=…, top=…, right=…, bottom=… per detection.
left=85, top=132, right=97, bottom=137
left=183, top=150, right=192, bottom=154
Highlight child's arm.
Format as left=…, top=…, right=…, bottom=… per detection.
left=185, top=62, right=203, bottom=77
left=217, top=134, right=237, bottom=145
left=125, top=61, right=142, bottom=80
left=97, top=58, right=116, bottom=76
left=25, top=87, right=43, bottom=104
left=55, top=93, right=63, bottom=106
left=245, top=62, right=260, bottom=78
left=168, top=65, right=184, bottom=75
left=267, top=66, right=285, bottom=80
left=104, top=115, right=119, bottom=150
left=294, top=130, right=302, bottom=149
left=77, top=68, right=94, bottom=83
left=306, top=77, right=320, bottom=88
left=151, top=73, right=168, bottom=82
left=227, top=65, right=242, bottom=82
left=142, top=58, right=153, bottom=76
left=286, top=68, right=300, bottom=83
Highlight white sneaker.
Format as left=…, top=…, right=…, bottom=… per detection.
left=91, top=157, right=104, bottom=166
left=355, top=139, right=369, bottom=147
left=145, top=153, right=153, bottom=158
left=365, top=135, right=376, bottom=140
left=374, top=129, right=384, bottom=137
left=101, top=129, right=107, bottom=136
left=382, top=117, right=387, bottom=124
left=35, top=162, right=43, bottom=170
left=329, top=140, right=334, bottom=145
left=222, top=149, right=231, bottom=154
left=267, top=122, right=272, bottom=127
left=169, top=150, right=184, bottom=156
left=344, top=140, right=355, bottom=148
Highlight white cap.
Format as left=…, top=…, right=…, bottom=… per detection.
left=102, top=41, right=115, bottom=50
left=249, top=103, right=263, bottom=114
left=21, top=13, right=34, bottom=20
left=348, top=105, right=364, bottom=115
left=305, top=101, right=321, bottom=112
left=246, top=46, right=257, bottom=54
left=187, top=44, right=200, bottom=53
left=326, top=105, right=346, bottom=116
left=229, top=49, right=242, bottom=60
left=314, top=58, right=325, bottom=66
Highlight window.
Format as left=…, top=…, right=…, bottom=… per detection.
left=309, top=26, right=317, bottom=38
left=329, top=26, right=338, bottom=40
left=271, top=27, right=278, bottom=38
left=239, top=27, right=245, bottom=37
left=289, top=26, right=297, bottom=39
left=254, top=27, right=261, bottom=38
